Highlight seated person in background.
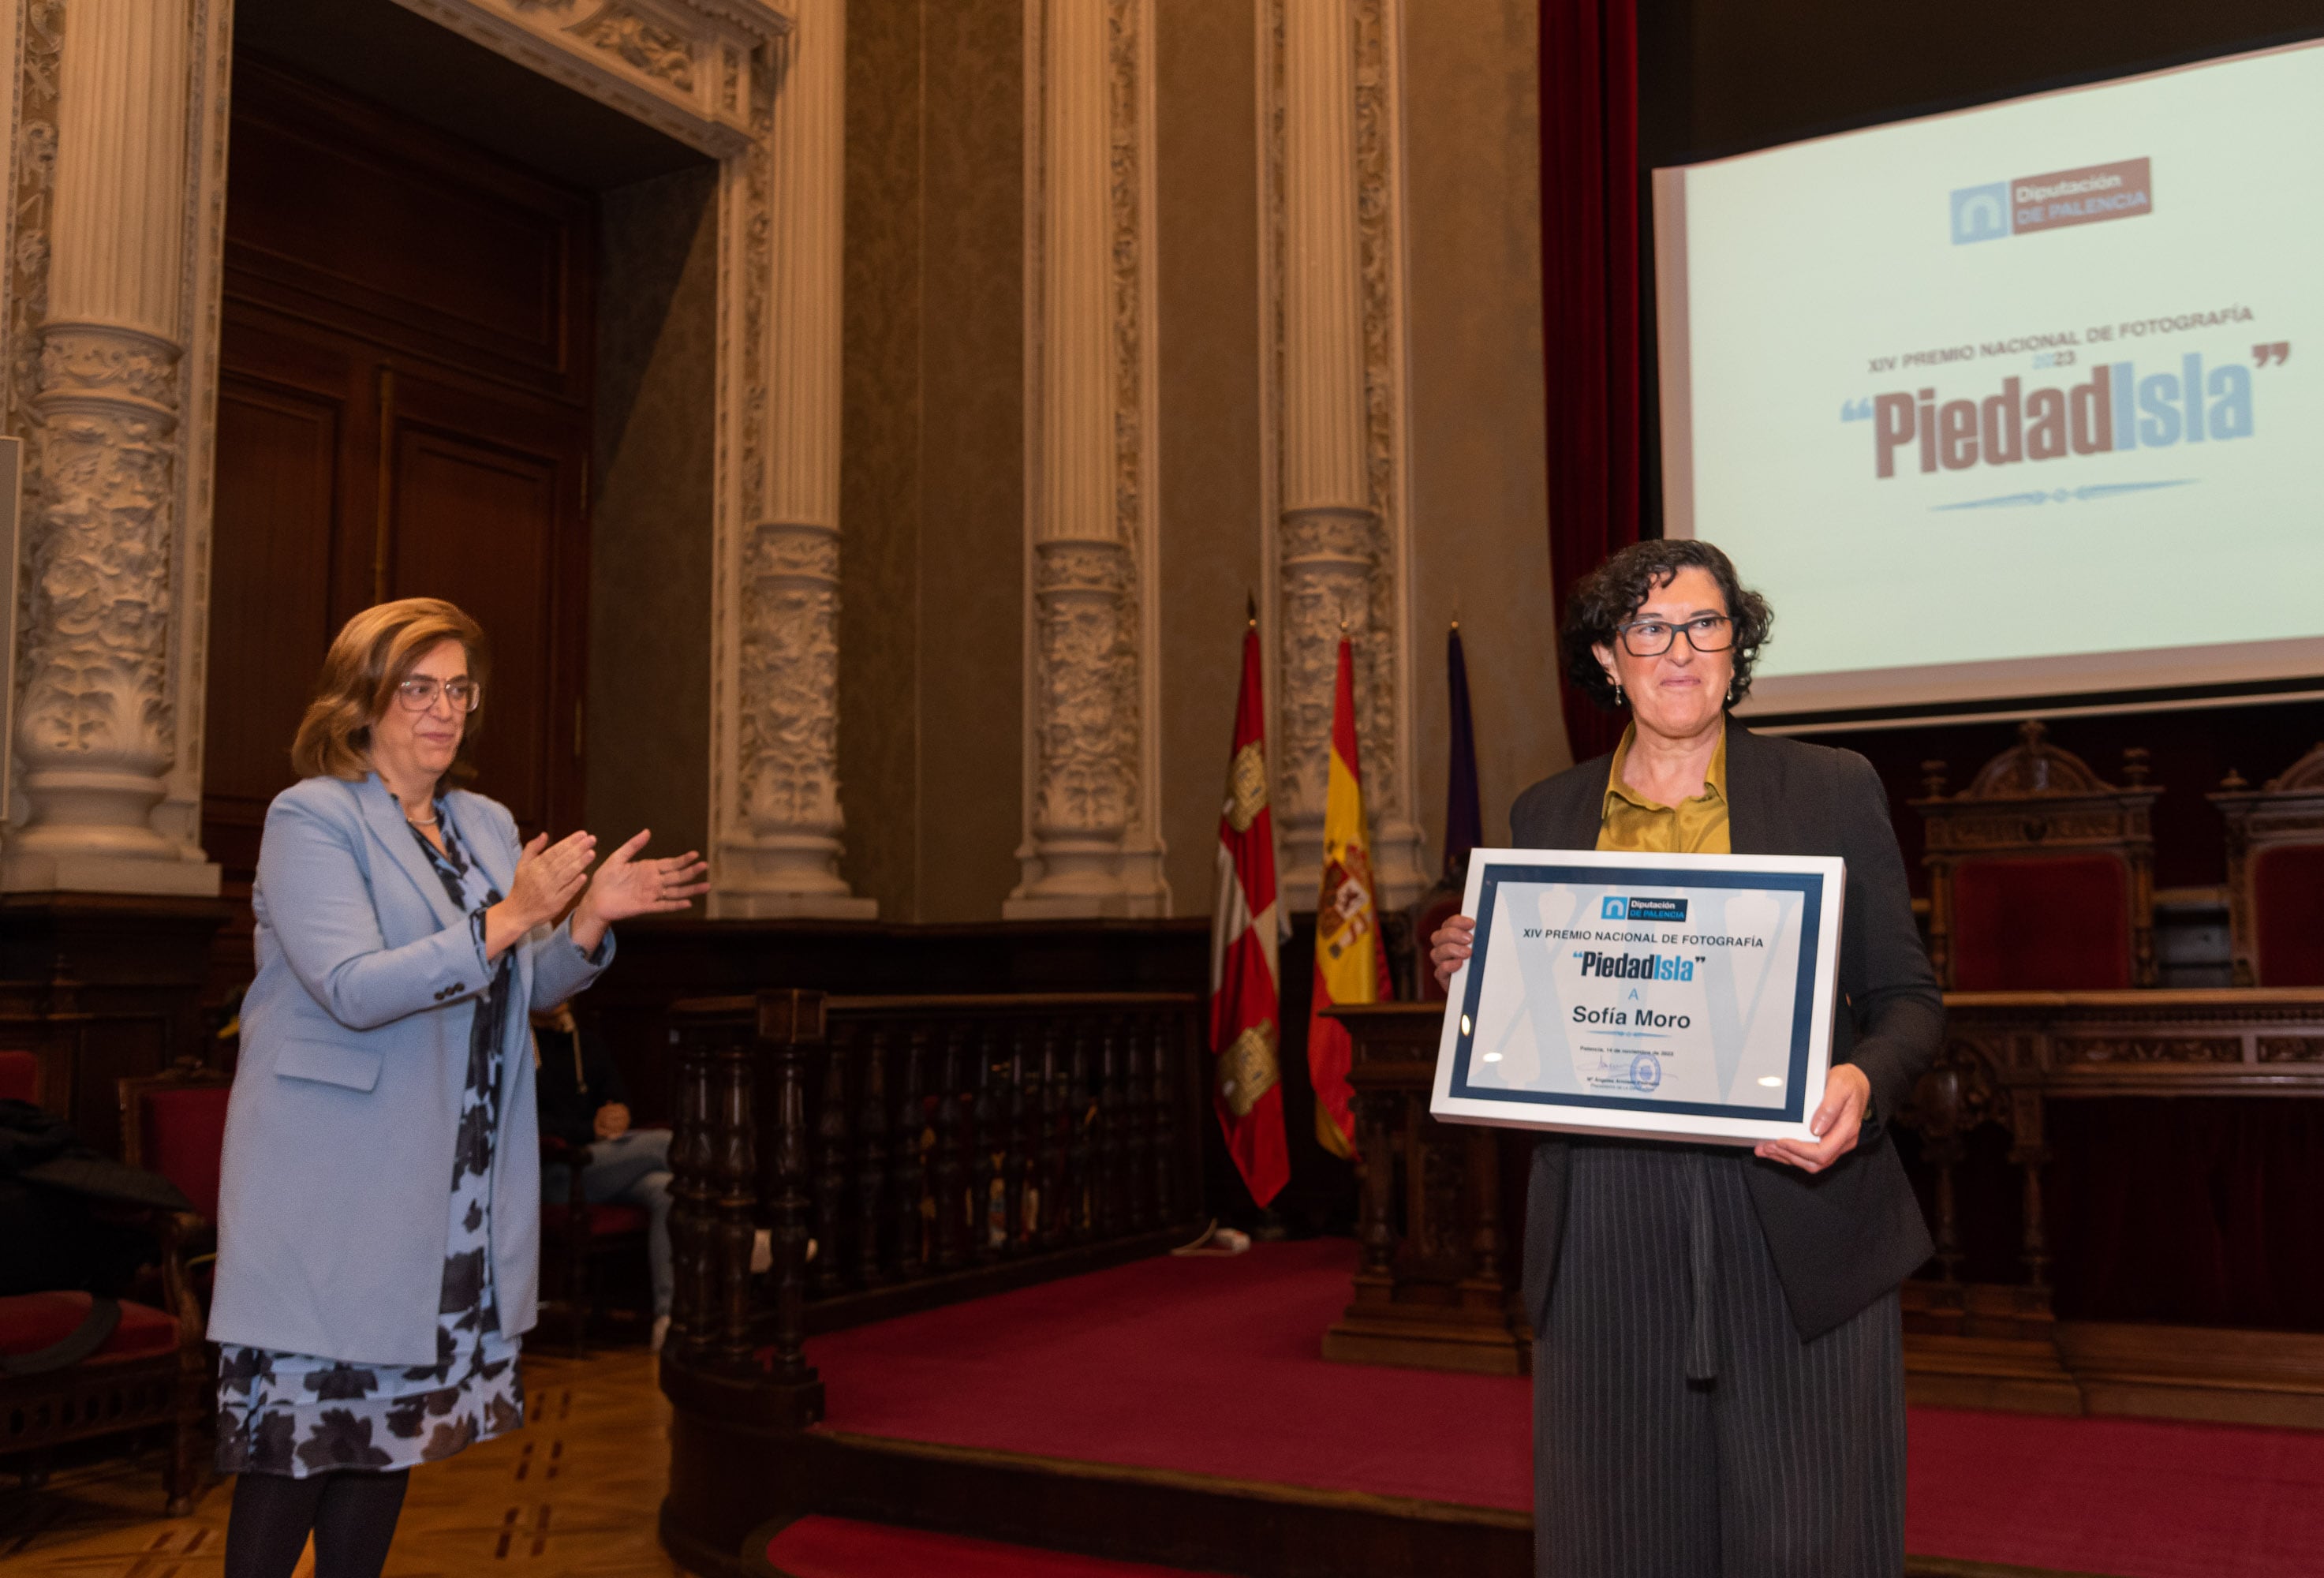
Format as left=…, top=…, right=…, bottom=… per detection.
left=533, top=1004, right=674, bottom=1350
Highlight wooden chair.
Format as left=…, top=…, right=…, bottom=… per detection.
left=120, top=1059, right=234, bottom=1228
left=539, top=1137, right=654, bottom=1357
left=1912, top=720, right=2160, bottom=990
left=0, top=1060, right=220, bottom=1514
left=2212, top=742, right=2324, bottom=985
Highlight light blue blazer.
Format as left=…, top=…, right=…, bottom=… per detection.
left=208, top=772, right=612, bottom=1366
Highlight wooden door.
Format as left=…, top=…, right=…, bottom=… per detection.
left=379, top=368, right=588, bottom=836
left=204, top=58, right=594, bottom=912
left=204, top=321, right=358, bottom=885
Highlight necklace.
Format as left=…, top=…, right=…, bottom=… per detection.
left=406, top=809, right=439, bottom=828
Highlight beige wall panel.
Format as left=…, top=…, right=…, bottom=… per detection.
left=914, top=0, right=1025, bottom=923
left=838, top=0, right=929, bottom=918
left=1156, top=0, right=1265, bottom=914
left=1403, top=0, right=1567, bottom=849
left=837, top=0, right=1024, bottom=922
left=590, top=165, right=718, bottom=864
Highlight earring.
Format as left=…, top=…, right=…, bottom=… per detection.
left=1614, top=682, right=1624, bottom=708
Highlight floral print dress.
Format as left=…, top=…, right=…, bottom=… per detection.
left=216, top=804, right=525, bottom=1477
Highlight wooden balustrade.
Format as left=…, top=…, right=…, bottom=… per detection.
left=662, top=989, right=826, bottom=1430
left=661, top=989, right=1209, bottom=1415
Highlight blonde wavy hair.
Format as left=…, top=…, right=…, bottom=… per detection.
left=290, top=598, right=490, bottom=783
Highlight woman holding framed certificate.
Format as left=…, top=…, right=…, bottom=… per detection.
left=1428, top=539, right=1941, bottom=1578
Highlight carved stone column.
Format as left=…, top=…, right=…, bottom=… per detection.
left=1267, top=0, right=1425, bottom=907
left=383, top=2, right=844, bottom=916
left=1005, top=0, right=1167, bottom=918
left=5, top=0, right=219, bottom=896
left=709, top=0, right=873, bottom=918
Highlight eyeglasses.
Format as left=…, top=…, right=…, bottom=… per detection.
left=1615, top=614, right=1735, bottom=657
left=394, top=676, right=483, bottom=713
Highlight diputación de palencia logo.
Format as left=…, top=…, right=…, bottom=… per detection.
left=1951, top=158, right=2151, bottom=245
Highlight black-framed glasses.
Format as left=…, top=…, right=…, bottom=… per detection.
left=394, top=676, right=483, bottom=713
left=1616, top=614, right=1734, bottom=657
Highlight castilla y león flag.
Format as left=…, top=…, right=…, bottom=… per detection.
left=1306, top=634, right=1393, bottom=1160
left=1209, top=615, right=1291, bottom=1207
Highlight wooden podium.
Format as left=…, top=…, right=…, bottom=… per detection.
left=1320, top=1002, right=1531, bottom=1375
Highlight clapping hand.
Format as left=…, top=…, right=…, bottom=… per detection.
left=570, top=830, right=709, bottom=953
left=512, top=831, right=596, bottom=921
left=484, top=832, right=596, bottom=960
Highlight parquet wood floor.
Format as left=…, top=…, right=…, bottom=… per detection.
left=0, top=1351, right=689, bottom=1577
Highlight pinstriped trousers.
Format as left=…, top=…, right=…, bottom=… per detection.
left=1534, top=1142, right=1906, bottom=1577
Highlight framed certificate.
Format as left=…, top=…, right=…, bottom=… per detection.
left=1430, top=847, right=1845, bottom=1145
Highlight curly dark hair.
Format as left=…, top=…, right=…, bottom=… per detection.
left=1560, top=539, right=1773, bottom=712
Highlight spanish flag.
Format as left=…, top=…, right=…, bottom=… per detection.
left=1306, top=635, right=1392, bottom=1158
left=1209, top=611, right=1291, bottom=1206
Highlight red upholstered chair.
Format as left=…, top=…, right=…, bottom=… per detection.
left=0, top=1288, right=200, bottom=1510
left=2213, top=743, right=2324, bottom=985
left=120, top=1061, right=234, bottom=1225
left=539, top=1138, right=653, bottom=1358
left=1912, top=721, right=2160, bottom=991
left=1, top=1064, right=215, bottom=1513
left=0, top=1049, right=40, bottom=1104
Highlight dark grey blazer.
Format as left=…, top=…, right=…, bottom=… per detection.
left=1512, top=716, right=1942, bottom=1340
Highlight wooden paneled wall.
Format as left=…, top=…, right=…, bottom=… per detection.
left=204, top=58, right=596, bottom=925
left=0, top=898, right=230, bottom=1158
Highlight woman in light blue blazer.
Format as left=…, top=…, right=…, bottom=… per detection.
left=207, top=598, right=705, bottom=1578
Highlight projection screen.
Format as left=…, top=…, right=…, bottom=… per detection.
left=1653, top=38, right=2324, bottom=726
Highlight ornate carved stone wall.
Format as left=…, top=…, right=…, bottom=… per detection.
left=391, top=0, right=787, bottom=155
left=2, top=0, right=55, bottom=443
left=1005, top=0, right=1168, bottom=918
left=387, top=0, right=871, bottom=918
left=711, top=0, right=873, bottom=915
left=2, top=0, right=224, bottom=895
left=0, top=0, right=855, bottom=903
left=1262, top=0, right=1425, bottom=910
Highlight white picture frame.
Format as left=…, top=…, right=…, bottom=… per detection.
left=1430, top=846, right=1846, bottom=1146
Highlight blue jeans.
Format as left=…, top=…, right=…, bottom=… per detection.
left=543, top=1128, right=673, bottom=1317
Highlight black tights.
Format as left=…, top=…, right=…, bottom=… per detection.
left=224, top=1468, right=409, bottom=1578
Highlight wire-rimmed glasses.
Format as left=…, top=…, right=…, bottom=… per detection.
left=394, top=676, right=483, bottom=714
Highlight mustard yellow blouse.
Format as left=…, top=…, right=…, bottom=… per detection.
left=1596, top=724, right=1731, bottom=855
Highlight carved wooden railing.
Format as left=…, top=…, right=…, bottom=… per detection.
left=659, top=989, right=1208, bottom=1424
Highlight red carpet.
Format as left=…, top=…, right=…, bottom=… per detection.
left=807, top=1240, right=2324, bottom=1577
left=768, top=1516, right=1205, bottom=1577
left=813, top=1238, right=1531, bottom=1510
left=1907, top=1408, right=2324, bottom=1577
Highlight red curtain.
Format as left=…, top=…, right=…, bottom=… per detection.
left=1539, top=0, right=1642, bottom=766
